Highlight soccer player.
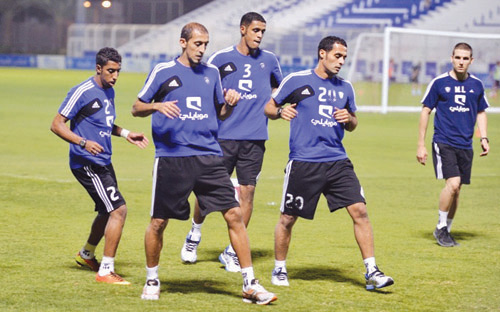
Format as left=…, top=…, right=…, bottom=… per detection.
left=132, top=22, right=277, bottom=304
left=180, top=12, right=283, bottom=272
left=50, top=47, right=149, bottom=285
left=264, top=36, right=394, bottom=290
left=417, top=42, right=489, bottom=247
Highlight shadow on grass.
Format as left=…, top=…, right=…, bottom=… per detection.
left=197, top=247, right=273, bottom=265
left=160, top=278, right=234, bottom=296
left=421, top=229, right=478, bottom=243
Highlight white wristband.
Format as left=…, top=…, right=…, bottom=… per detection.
left=120, top=129, right=130, bottom=139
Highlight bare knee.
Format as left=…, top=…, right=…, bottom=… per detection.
left=223, top=207, right=244, bottom=226
left=110, top=205, right=127, bottom=222
left=347, top=203, right=370, bottom=223
left=445, top=178, right=462, bottom=195
left=149, top=218, right=168, bottom=235
left=277, top=213, right=297, bottom=231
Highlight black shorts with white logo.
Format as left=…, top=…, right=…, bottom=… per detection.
left=432, top=142, right=473, bottom=184
left=218, top=139, right=266, bottom=186
left=151, top=155, right=239, bottom=220
left=280, top=159, right=366, bottom=220
left=71, top=163, right=126, bottom=214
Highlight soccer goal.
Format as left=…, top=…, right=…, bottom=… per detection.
left=348, top=27, right=500, bottom=113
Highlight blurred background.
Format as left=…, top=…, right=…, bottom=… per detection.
left=1, top=0, right=499, bottom=109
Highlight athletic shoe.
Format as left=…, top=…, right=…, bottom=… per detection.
left=433, top=227, right=455, bottom=247
left=448, top=232, right=460, bottom=246
left=141, top=279, right=160, bottom=300
left=95, top=272, right=131, bottom=285
left=181, top=235, right=200, bottom=263
left=75, top=252, right=99, bottom=272
left=218, top=246, right=241, bottom=272
left=242, top=279, right=277, bottom=305
left=271, top=267, right=289, bottom=286
left=365, top=267, right=394, bottom=290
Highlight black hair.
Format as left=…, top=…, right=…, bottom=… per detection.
left=180, top=22, right=208, bottom=41
left=453, top=42, right=473, bottom=57
left=240, top=12, right=266, bottom=27
left=96, top=47, right=121, bottom=66
left=317, top=36, right=347, bottom=60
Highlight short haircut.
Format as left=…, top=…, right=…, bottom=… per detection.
left=453, top=42, right=473, bottom=57
left=180, top=22, right=208, bottom=41
left=240, top=12, right=266, bottom=27
left=96, top=47, right=121, bottom=66
left=317, top=36, right=347, bottom=60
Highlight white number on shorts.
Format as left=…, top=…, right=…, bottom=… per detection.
left=285, top=193, right=304, bottom=210
left=107, top=186, right=119, bottom=201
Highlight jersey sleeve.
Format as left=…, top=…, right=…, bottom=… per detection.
left=478, top=83, right=490, bottom=112
left=214, top=68, right=225, bottom=105
left=58, top=85, right=84, bottom=120
left=270, top=55, right=283, bottom=89
left=421, top=80, right=438, bottom=109
left=137, top=63, right=165, bottom=103
left=345, top=81, right=357, bottom=113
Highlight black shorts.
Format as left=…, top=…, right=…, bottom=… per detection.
left=432, top=142, right=473, bottom=184
left=71, top=164, right=126, bottom=214
left=218, top=140, right=266, bottom=186
left=280, top=159, right=366, bottom=220
left=151, top=155, right=239, bottom=220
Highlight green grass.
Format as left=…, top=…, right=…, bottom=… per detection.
left=0, top=67, right=499, bottom=311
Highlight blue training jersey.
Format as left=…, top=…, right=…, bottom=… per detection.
left=137, top=59, right=225, bottom=157
left=58, top=77, right=116, bottom=169
left=422, top=72, right=489, bottom=149
left=272, top=69, right=357, bottom=162
left=208, top=46, right=282, bottom=140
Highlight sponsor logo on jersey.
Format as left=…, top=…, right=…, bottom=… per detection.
left=224, top=64, right=233, bottom=72
left=99, top=130, right=112, bottom=137
left=168, top=80, right=179, bottom=87
left=92, top=101, right=101, bottom=109
left=301, top=89, right=311, bottom=95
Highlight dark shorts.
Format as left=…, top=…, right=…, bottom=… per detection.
left=151, top=155, right=239, bottom=220
left=280, top=159, right=366, bottom=220
left=432, top=142, right=473, bottom=184
left=71, top=163, right=126, bottom=214
left=218, top=139, right=266, bottom=186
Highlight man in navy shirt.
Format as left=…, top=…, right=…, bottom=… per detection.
left=132, top=22, right=276, bottom=305
left=417, top=42, right=489, bottom=247
left=51, top=47, right=149, bottom=285
left=264, top=36, right=394, bottom=291
left=181, top=12, right=283, bottom=272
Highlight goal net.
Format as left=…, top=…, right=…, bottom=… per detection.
left=347, top=27, right=500, bottom=113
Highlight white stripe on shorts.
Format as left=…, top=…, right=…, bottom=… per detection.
left=434, top=142, right=443, bottom=179
left=280, top=160, right=294, bottom=213
left=83, top=166, right=114, bottom=213
left=150, top=158, right=159, bottom=217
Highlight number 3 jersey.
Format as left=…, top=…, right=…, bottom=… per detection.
left=208, top=46, right=282, bottom=140
left=272, top=69, right=357, bottom=162
left=58, top=77, right=116, bottom=169
left=422, top=72, right=489, bottom=149
left=137, top=59, right=225, bottom=157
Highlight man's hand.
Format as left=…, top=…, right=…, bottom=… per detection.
left=333, top=107, right=351, bottom=124
left=155, top=100, right=180, bottom=119
left=126, top=132, right=149, bottom=149
left=281, top=104, right=298, bottom=121
left=84, top=140, right=104, bottom=156
left=224, top=88, right=241, bottom=107
left=416, top=145, right=428, bottom=165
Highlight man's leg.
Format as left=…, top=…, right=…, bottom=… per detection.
left=239, top=185, right=256, bottom=227
left=142, top=217, right=168, bottom=300
left=272, top=213, right=297, bottom=286
left=76, top=213, right=108, bottom=272
left=222, top=207, right=277, bottom=305
left=181, top=199, right=204, bottom=263
left=436, top=177, right=461, bottom=245
left=346, top=202, right=393, bottom=290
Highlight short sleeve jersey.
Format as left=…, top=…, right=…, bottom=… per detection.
left=137, top=59, right=225, bottom=157
left=58, top=77, right=116, bottom=169
left=422, top=72, right=489, bottom=149
left=208, top=47, right=283, bottom=140
left=272, top=69, right=357, bottom=162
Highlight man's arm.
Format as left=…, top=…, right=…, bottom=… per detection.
left=264, top=98, right=297, bottom=121
left=50, top=113, right=103, bottom=156
left=131, top=98, right=180, bottom=119
left=112, top=124, right=149, bottom=149
left=218, top=88, right=240, bottom=121
left=416, top=106, right=432, bottom=165
left=477, top=111, right=489, bottom=156
left=333, top=107, right=358, bottom=132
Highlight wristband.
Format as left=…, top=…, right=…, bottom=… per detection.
left=480, top=137, right=489, bottom=143
left=120, top=129, right=130, bottom=139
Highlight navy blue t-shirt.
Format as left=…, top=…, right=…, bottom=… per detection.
left=422, top=72, right=489, bottom=149
left=273, top=69, right=357, bottom=162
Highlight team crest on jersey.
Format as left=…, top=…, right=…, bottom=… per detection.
left=339, top=91, right=344, bottom=99
left=445, top=87, right=451, bottom=93
left=469, top=89, right=474, bottom=93
left=260, top=62, right=265, bottom=69
left=204, top=76, right=210, bottom=84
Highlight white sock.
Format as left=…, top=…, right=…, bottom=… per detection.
left=363, top=257, right=377, bottom=274
left=437, top=210, right=448, bottom=229
left=241, top=266, right=255, bottom=288
left=146, top=265, right=159, bottom=281
left=98, top=256, right=114, bottom=276
left=447, top=218, right=454, bottom=233
left=189, top=218, right=203, bottom=241
left=274, top=260, right=287, bottom=271
left=226, top=244, right=235, bottom=254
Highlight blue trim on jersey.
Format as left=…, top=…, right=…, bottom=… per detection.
left=58, top=77, right=115, bottom=169
left=422, top=72, right=489, bottom=149
left=138, top=59, right=225, bottom=157
left=208, top=46, right=283, bottom=140
left=273, top=69, right=357, bottom=162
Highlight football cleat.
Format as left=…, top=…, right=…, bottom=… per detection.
left=219, top=246, right=241, bottom=272
left=433, top=227, right=455, bottom=247
left=95, top=272, right=131, bottom=285
left=141, top=279, right=160, bottom=300
left=75, top=252, right=100, bottom=272
left=271, top=267, right=289, bottom=286
left=448, top=232, right=460, bottom=246
left=242, top=279, right=277, bottom=305
left=181, top=235, right=200, bottom=263
left=365, top=267, right=394, bottom=290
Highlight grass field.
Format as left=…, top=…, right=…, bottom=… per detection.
left=0, top=67, right=499, bottom=311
